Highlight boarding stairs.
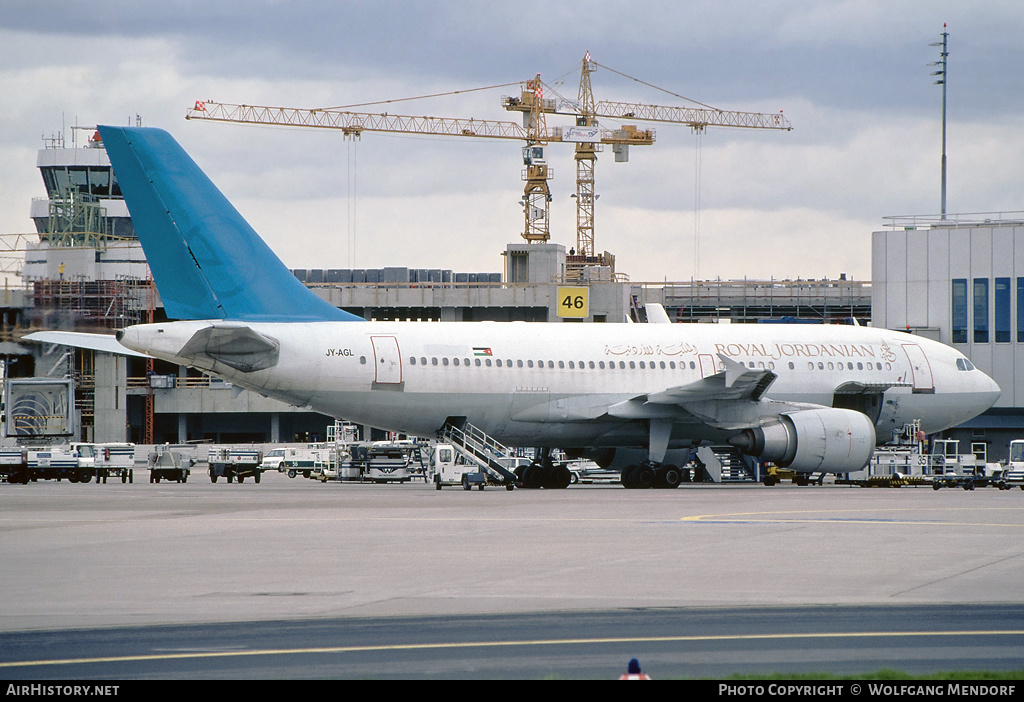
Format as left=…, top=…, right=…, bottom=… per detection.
left=437, top=419, right=518, bottom=486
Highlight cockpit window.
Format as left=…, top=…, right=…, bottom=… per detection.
left=956, top=358, right=976, bottom=371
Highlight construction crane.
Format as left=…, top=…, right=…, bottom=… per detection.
left=185, top=96, right=654, bottom=245
left=503, top=53, right=793, bottom=273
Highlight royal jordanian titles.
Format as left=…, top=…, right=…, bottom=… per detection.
left=27, top=127, right=1000, bottom=489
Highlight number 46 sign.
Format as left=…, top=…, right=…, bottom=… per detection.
left=556, top=286, right=589, bottom=319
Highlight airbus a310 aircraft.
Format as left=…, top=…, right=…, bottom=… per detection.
left=27, top=126, right=1000, bottom=488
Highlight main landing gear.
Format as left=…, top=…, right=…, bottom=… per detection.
left=620, top=462, right=682, bottom=489
left=618, top=418, right=684, bottom=489
left=516, top=448, right=572, bottom=489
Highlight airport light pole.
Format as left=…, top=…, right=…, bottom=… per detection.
left=930, top=25, right=949, bottom=220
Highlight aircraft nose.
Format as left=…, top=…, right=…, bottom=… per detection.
left=980, top=370, right=1001, bottom=409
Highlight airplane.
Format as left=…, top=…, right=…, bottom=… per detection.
left=26, top=126, right=1001, bottom=489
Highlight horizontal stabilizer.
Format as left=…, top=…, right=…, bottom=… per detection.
left=23, top=331, right=153, bottom=358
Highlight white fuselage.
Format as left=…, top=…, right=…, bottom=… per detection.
left=118, top=320, right=1000, bottom=452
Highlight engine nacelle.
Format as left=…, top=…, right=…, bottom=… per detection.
left=728, top=408, right=876, bottom=474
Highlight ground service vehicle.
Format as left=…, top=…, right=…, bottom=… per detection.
left=280, top=447, right=329, bottom=479
left=72, top=442, right=136, bottom=483
left=208, top=447, right=263, bottom=483
left=353, top=440, right=422, bottom=483
left=148, top=448, right=191, bottom=483
left=430, top=443, right=513, bottom=490
left=0, top=447, right=28, bottom=483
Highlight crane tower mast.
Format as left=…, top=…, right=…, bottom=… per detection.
left=503, top=54, right=793, bottom=274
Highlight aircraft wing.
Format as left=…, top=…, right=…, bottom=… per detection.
left=23, top=331, right=153, bottom=359
left=605, top=354, right=799, bottom=431
left=511, top=355, right=806, bottom=431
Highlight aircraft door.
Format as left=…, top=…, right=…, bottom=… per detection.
left=901, top=343, right=934, bottom=394
left=371, top=336, right=403, bottom=385
left=698, top=354, right=717, bottom=378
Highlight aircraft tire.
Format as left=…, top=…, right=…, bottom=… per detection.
left=520, top=464, right=543, bottom=489
left=621, top=465, right=637, bottom=488
left=546, top=465, right=572, bottom=489
left=657, top=465, right=682, bottom=489
left=634, top=464, right=655, bottom=489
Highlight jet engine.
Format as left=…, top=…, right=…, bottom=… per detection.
left=727, top=408, right=876, bottom=474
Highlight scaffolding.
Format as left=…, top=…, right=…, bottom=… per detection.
left=28, top=277, right=149, bottom=330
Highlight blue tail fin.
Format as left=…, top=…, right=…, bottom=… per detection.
left=98, top=126, right=363, bottom=322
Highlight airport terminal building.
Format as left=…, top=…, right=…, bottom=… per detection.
left=872, top=212, right=1024, bottom=460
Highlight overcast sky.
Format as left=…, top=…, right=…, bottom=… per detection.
left=2, top=1, right=1022, bottom=283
